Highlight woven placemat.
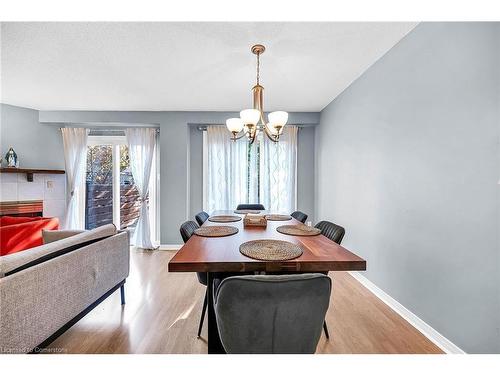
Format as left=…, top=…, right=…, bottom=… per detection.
left=194, top=226, right=239, bottom=237
left=265, top=214, right=292, bottom=221
left=276, top=224, right=321, bottom=236
left=234, top=209, right=261, bottom=214
left=239, top=239, right=303, bottom=261
left=208, top=215, right=242, bottom=223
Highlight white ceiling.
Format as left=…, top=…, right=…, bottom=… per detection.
left=0, top=22, right=417, bottom=112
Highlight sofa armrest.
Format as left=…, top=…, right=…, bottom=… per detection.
left=42, top=229, right=85, bottom=244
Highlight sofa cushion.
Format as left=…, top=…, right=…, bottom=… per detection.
left=42, top=229, right=85, bottom=244
left=0, top=223, right=117, bottom=278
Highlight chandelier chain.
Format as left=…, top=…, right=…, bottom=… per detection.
left=256, top=52, right=260, bottom=85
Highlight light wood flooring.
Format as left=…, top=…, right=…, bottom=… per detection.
left=47, top=249, right=443, bottom=354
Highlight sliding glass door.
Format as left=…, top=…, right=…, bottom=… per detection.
left=85, top=134, right=158, bottom=243
left=86, top=143, right=114, bottom=229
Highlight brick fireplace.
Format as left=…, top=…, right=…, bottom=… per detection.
left=0, top=200, right=43, bottom=217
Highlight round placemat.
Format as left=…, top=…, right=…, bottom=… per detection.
left=234, top=209, right=261, bottom=214
left=276, top=224, right=321, bottom=236
left=194, top=226, right=239, bottom=237
left=208, top=215, right=242, bottom=223
left=265, top=214, right=292, bottom=221
left=239, top=239, right=303, bottom=261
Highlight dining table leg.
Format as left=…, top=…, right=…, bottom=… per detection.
left=207, top=272, right=226, bottom=354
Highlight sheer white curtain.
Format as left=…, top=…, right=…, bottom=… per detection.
left=206, top=126, right=248, bottom=212
left=126, top=128, right=157, bottom=249
left=259, top=126, right=298, bottom=213
left=61, top=128, right=88, bottom=229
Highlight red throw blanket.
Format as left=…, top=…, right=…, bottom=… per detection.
left=0, top=216, right=59, bottom=256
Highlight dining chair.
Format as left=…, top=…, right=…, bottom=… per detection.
left=314, top=220, right=346, bottom=339
left=291, top=211, right=308, bottom=223
left=236, top=203, right=266, bottom=211
left=179, top=220, right=208, bottom=338
left=195, top=211, right=209, bottom=226
left=214, top=273, right=331, bottom=353
left=315, top=220, right=345, bottom=244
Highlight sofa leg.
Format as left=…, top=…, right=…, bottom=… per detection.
left=120, top=284, right=125, bottom=305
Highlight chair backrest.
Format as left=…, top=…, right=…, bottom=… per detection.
left=214, top=274, right=331, bottom=354
left=291, top=211, right=308, bottom=223
left=236, top=204, right=265, bottom=211
left=314, top=220, right=345, bottom=244
left=179, top=221, right=199, bottom=243
left=195, top=211, right=209, bottom=226
left=179, top=220, right=206, bottom=286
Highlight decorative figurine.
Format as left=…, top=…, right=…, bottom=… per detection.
left=5, top=147, right=18, bottom=168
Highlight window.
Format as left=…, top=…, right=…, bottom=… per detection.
left=203, top=125, right=297, bottom=213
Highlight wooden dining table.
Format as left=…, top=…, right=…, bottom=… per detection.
left=168, top=210, right=367, bottom=353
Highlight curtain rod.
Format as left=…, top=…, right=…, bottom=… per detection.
left=196, top=124, right=306, bottom=131
left=59, top=127, right=160, bottom=132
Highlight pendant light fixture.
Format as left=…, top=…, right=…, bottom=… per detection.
left=226, top=44, right=288, bottom=144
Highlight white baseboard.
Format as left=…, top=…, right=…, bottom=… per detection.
left=158, top=244, right=182, bottom=251
left=349, top=271, right=465, bottom=354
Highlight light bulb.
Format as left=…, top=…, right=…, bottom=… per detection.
left=226, top=118, right=244, bottom=133
left=268, top=111, right=288, bottom=127
left=240, top=109, right=261, bottom=125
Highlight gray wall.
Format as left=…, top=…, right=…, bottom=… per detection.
left=188, top=125, right=316, bottom=222
left=0, top=104, right=64, bottom=169
left=315, top=23, right=500, bottom=353
left=16, top=109, right=319, bottom=244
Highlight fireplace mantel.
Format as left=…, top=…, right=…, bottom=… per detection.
left=0, top=168, right=65, bottom=182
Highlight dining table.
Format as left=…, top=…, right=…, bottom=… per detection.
left=168, top=210, right=367, bottom=353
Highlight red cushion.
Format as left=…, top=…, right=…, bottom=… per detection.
left=0, top=217, right=60, bottom=256
left=0, top=216, right=42, bottom=227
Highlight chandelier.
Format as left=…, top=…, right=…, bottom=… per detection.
left=226, top=44, right=288, bottom=144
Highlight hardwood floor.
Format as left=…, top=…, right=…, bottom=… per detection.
left=47, top=249, right=443, bottom=354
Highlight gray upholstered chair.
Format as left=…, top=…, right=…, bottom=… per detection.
left=236, top=204, right=265, bottom=211
left=214, top=274, right=331, bottom=354
left=315, top=220, right=345, bottom=244
left=291, top=211, right=308, bottom=223
left=179, top=220, right=207, bottom=337
left=195, top=211, right=209, bottom=226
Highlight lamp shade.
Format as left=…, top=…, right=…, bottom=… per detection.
left=226, top=118, right=244, bottom=133
left=268, top=111, right=288, bottom=127
left=240, top=109, right=261, bottom=125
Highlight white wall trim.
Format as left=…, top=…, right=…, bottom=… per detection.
left=349, top=271, right=465, bottom=354
left=158, top=244, right=182, bottom=251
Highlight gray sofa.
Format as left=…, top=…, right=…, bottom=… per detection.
left=0, top=224, right=130, bottom=354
